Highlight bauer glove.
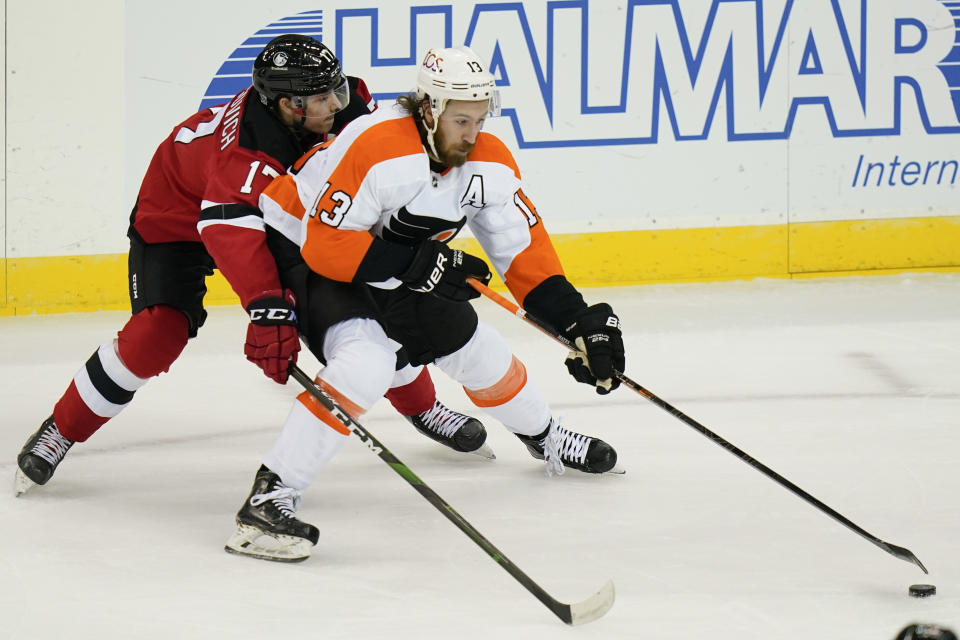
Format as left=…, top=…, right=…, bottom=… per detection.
left=561, top=303, right=624, bottom=394
left=244, top=289, right=300, bottom=384
left=399, top=240, right=491, bottom=302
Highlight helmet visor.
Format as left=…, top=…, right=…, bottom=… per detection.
left=487, top=89, right=501, bottom=118
left=294, top=75, right=350, bottom=113
left=326, top=75, right=350, bottom=110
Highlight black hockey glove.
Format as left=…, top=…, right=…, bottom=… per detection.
left=561, top=303, right=624, bottom=395
left=399, top=240, right=491, bottom=302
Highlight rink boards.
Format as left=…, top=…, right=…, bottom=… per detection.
left=3, top=1, right=960, bottom=314
left=2, top=215, right=959, bottom=315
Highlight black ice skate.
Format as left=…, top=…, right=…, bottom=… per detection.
left=516, top=418, right=621, bottom=475
left=407, top=400, right=495, bottom=459
left=15, top=415, right=75, bottom=496
left=224, top=465, right=319, bottom=563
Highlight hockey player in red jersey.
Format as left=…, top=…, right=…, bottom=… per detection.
left=227, top=45, right=626, bottom=561
left=14, top=35, right=487, bottom=498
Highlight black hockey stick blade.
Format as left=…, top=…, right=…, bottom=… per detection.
left=289, top=364, right=616, bottom=624
left=466, top=278, right=929, bottom=575
left=873, top=540, right=928, bottom=574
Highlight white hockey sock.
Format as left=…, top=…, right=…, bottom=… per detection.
left=469, top=378, right=551, bottom=437
left=263, top=400, right=349, bottom=490
left=434, top=322, right=551, bottom=437
left=262, top=318, right=396, bottom=489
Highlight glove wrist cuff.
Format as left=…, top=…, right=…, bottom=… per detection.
left=563, top=303, right=620, bottom=337
left=247, top=291, right=297, bottom=326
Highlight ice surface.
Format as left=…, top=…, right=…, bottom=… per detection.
left=1, top=273, right=958, bottom=639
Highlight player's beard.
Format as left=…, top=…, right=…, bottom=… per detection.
left=435, top=129, right=474, bottom=167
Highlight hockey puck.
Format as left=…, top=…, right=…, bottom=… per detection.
left=909, top=584, right=936, bottom=598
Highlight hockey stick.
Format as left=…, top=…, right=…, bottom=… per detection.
left=466, top=278, right=929, bottom=574
left=289, top=364, right=615, bottom=625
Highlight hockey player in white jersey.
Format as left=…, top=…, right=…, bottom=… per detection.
left=231, top=45, right=626, bottom=561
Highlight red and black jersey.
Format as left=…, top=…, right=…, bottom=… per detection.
left=129, top=76, right=376, bottom=306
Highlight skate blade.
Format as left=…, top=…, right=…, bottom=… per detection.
left=13, top=468, right=36, bottom=497
left=468, top=443, right=496, bottom=460
left=531, top=452, right=626, bottom=475
left=224, top=523, right=313, bottom=563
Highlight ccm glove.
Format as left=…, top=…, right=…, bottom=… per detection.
left=399, top=240, right=492, bottom=302
left=561, top=303, right=625, bottom=394
left=244, top=289, right=300, bottom=384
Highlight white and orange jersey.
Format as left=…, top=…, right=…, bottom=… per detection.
left=260, top=102, right=565, bottom=304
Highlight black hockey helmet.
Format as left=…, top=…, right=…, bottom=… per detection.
left=252, top=34, right=347, bottom=106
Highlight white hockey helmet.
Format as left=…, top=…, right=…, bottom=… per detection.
left=415, top=45, right=501, bottom=121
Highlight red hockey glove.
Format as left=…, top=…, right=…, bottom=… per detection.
left=399, top=240, right=492, bottom=302
left=561, top=303, right=624, bottom=395
left=244, top=289, right=300, bottom=384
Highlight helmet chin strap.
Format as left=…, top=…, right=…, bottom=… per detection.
left=421, top=99, right=445, bottom=163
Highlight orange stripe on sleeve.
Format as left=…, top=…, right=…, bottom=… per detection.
left=464, top=356, right=528, bottom=407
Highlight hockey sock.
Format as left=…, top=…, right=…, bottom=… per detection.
left=434, top=322, right=551, bottom=436
left=53, top=306, right=189, bottom=442
left=263, top=318, right=397, bottom=489
left=384, top=366, right=436, bottom=417
left=464, top=358, right=551, bottom=437
left=263, top=378, right=363, bottom=489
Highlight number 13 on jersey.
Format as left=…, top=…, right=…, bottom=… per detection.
left=308, top=181, right=353, bottom=227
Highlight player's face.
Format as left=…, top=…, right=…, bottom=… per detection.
left=282, top=78, right=350, bottom=135
left=433, top=100, right=489, bottom=167
left=299, top=91, right=345, bottom=135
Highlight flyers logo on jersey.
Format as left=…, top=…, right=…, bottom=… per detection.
left=383, top=208, right=466, bottom=246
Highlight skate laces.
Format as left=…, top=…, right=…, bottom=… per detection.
left=418, top=401, right=468, bottom=438
left=250, top=485, right=302, bottom=519
left=542, top=419, right=564, bottom=477
left=542, top=418, right=591, bottom=477
left=31, top=424, right=74, bottom=466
